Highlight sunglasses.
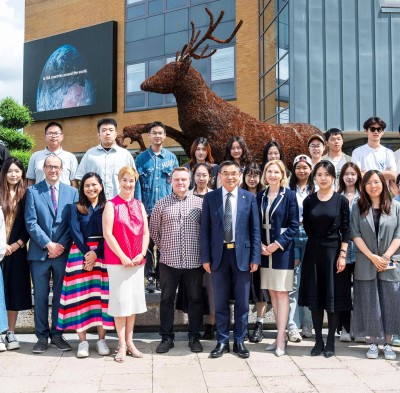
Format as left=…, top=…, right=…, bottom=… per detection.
left=369, top=127, right=383, bottom=133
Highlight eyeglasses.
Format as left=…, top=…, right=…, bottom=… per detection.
left=369, top=127, right=383, bottom=133
left=44, top=165, right=62, bottom=171
left=221, top=171, right=240, bottom=177
left=365, top=180, right=382, bottom=187
left=46, top=132, right=62, bottom=137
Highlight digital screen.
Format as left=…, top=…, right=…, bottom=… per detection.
left=23, top=21, right=117, bottom=121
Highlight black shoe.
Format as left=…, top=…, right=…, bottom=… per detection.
left=156, top=337, right=174, bottom=353
left=311, top=341, right=325, bottom=356
left=50, top=335, right=71, bottom=351
left=203, top=324, right=215, bottom=340
left=33, top=338, right=48, bottom=354
left=145, top=277, right=156, bottom=293
left=210, top=343, right=230, bottom=358
left=324, top=341, right=335, bottom=358
left=233, top=342, right=250, bottom=359
left=188, top=336, right=203, bottom=353
left=249, top=322, right=263, bottom=343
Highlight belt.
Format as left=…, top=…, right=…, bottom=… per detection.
left=223, top=242, right=235, bottom=249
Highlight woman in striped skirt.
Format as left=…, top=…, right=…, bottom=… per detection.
left=57, top=172, right=114, bottom=358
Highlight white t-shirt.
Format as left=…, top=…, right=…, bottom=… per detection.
left=351, top=144, right=396, bottom=174
left=394, top=149, right=400, bottom=175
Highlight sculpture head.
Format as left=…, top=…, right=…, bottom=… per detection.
left=140, top=8, right=242, bottom=95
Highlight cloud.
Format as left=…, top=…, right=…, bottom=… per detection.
left=0, top=0, right=24, bottom=103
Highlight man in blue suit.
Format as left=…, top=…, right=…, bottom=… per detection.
left=25, top=155, right=78, bottom=354
left=200, top=160, right=261, bottom=358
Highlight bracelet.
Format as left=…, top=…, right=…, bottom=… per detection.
left=382, top=254, right=390, bottom=261
left=340, top=249, right=347, bottom=253
left=16, top=241, right=23, bottom=248
left=339, top=255, right=345, bottom=259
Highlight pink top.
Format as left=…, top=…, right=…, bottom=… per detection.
left=105, top=195, right=145, bottom=265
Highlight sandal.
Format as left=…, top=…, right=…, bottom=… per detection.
left=114, top=345, right=127, bottom=363
left=127, top=343, right=143, bottom=358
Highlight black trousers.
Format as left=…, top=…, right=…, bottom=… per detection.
left=159, top=263, right=203, bottom=339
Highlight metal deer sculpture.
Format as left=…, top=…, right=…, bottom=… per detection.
left=118, top=8, right=321, bottom=168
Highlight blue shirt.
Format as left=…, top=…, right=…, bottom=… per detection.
left=135, top=147, right=178, bottom=215
left=69, top=203, right=104, bottom=258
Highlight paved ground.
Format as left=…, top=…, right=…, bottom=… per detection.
left=0, top=331, right=399, bottom=393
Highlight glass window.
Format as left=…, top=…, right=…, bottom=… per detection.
left=126, top=36, right=164, bottom=62
left=126, top=93, right=146, bottom=108
left=149, top=92, right=164, bottom=106
left=166, top=0, right=188, bottom=10
left=149, top=0, right=163, bottom=15
left=165, top=31, right=189, bottom=55
left=126, top=19, right=146, bottom=42
left=127, top=0, right=142, bottom=3
left=127, top=3, right=146, bottom=19
left=149, top=59, right=165, bottom=76
left=146, top=15, right=165, bottom=38
left=211, top=47, right=234, bottom=81
left=165, top=9, right=189, bottom=34
left=211, top=81, right=235, bottom=97
left=192, top=58, right=208, bottom=79
left=127, top=63, right=146, bottom=92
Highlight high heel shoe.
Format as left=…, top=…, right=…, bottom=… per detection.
left=127, top=343, right=143, bottom=358
left=275, top=347, right=285, bottom=357
left=265, top=342, right=277, bottom=351
left=311, top=341, right=325, bottom=356
left=114, top=345, right=127, bottom=363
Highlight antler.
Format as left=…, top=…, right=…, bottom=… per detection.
left=176, top=8, right=243, bottom=62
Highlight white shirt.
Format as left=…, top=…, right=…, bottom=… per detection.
left=27, top=147, right=78, bottom=185
left=222, top=186, right=238, bottom=243
left=351, top=144, right=397, bottom=174
left=45, top=180, right=60, bottom=204
left=75, top=144, right=136, bottom=200
left=394, top=148, right=400, bottom=175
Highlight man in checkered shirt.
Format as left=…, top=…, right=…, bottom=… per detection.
left=149, top=167, right=204, bottom=354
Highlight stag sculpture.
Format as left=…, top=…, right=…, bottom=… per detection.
left=118, top=8, right=321, bottom=168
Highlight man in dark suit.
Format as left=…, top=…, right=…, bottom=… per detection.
left=25, top=155, right=78, bottom=354
left=200, top=160, right=261, bottom=358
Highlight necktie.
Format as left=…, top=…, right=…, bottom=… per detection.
left=50, top=185, right=57, bottom=214
left=224, top=192, right=233, bottom=243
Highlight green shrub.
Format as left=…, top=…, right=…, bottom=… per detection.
left=10, top=149, right=31, bottom=170
left=0, top=97, right=33, bottom=129
left=0, top=126, right=35, bottom=151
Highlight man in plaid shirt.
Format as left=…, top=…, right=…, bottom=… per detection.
left=150, top=167, right=204, bottom=354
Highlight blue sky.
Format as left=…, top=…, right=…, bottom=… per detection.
left=0, top=0, right=24, bottom=103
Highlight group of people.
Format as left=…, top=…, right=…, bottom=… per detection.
left=0, top=116, right=399, bottom=363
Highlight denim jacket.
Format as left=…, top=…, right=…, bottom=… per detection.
left=135, top=147, right=178, bottom=215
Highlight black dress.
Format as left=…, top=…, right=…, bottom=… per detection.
left=298, top=192, right=351, bottom=313
left=1, top=201, right=31, bottom=311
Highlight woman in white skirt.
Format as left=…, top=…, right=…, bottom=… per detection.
left=103, top=166, right=149, bottom=362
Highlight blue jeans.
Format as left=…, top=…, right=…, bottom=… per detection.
left=30, top=259, right=67, bottom=340
left=288, top=227, right=312, bottom=330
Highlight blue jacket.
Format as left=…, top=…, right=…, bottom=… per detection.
left=25, top=180, right=79, bottom=262
left=257, top=187, right=299, bottom=269
left=200, top=187, right=261, bottom=271
left=135, top=147, right=178, bottom=215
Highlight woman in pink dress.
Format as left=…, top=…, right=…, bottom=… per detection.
left=103, top=166, right=149, bottom=362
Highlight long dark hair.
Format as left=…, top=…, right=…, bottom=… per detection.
left=261, top=140, right=284, bottom=171
left=0, top=157, right=27, bottom=220
left=289, top=159, right=315, bottom=193
left=223, top=136, right=251, bottom=167
left=337, top=162, right=362, bottom=194
left=241, top=162, right=263, bottom=193
left=189, top=137, right=214, bottom=169
left=76, top=172, right=106, bottom=215
left=358, top=170, right=391, bottom=216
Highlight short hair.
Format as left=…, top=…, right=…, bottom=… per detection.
left=171, top=166, right=190, bottom=177
left=325, top=128, right=343, bottom=141
left=312, top=160, right=336, bottom=180
left=118, top=165, right=138, bottom=181
left=43, top=154, right=63, bottom=168
left=363, top=117, right=386, bottom=131
left=45, top=121, right=63, bottom=134
left=148, top=121, right=166, bottom=133
left=97, top=118, right=117, bottom=131
left=219, top=160, right=240, bottom=172
left=261, top=160, right=287, bottom=187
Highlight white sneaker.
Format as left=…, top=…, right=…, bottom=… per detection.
left=366, top=343, right=379, bottom=359
left=77, top=341, right=89, bottom=358
left=301, top=326, right=313, bottom=338
left=5, top=331, right=20, bottom=350
left=383, top=344, right=397, bottom=360
left=288, top=329, right=302, bottom=343
left=96, top=339, right=110, bottom=356
left=339, top=329, right=352, bottom=342
left=0, top=335, right=6, bottom=352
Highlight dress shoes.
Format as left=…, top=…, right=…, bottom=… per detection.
left=210, top=343, right=230, bottom=358
left=311, top=341, right=325, bottom=356
left=265, top=342, right=277, bottom=351
left=233, top=342, right=250, bottom=359
left=249, top=322, right=263, bottom=343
